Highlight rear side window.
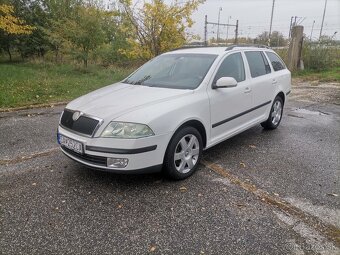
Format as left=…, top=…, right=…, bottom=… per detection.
left=245, top=51, right=271, bottom=78
left=266, top=52, right=286, bottom=71
left=214, top=52, right=245, bottom=83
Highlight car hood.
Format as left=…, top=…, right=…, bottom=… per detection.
left=66, top=82, right=193, bottom=120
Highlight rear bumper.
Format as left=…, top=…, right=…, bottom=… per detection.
left=58, top=125, right=172, bottom=172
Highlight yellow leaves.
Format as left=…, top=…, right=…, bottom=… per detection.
left=0, top=4, right=13, bottom=13
left=121, top=0, right=204, bottom=60
left=0, top=4, right=35, bottom=35
left=179, top=186, right=187, bottom=192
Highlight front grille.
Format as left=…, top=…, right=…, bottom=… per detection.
left=62, top=146, right=107, bottom=166
left=60, top=109, right=100, bottom=136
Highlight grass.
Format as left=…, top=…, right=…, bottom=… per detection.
left=1, top=61, right=339, bottom=109
left=0, top=62, right=134, bottom=109
left=293, top=66, right=340, bottom=83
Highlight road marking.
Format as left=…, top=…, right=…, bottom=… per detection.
left=201, top=159, right=340, bottom=247
left=0, top=148, right=59, bottom=166
left=274, top=211, right=339, bottom=255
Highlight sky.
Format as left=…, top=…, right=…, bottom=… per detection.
left=110, top=0, right=340, bottom=41
left=188, top=0, right=340, bottom=41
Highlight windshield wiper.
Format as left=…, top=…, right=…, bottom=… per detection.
left=132, top=75, right=151, bottom=85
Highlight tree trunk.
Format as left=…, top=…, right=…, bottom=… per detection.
left=6, top=48, right=12, bottom=62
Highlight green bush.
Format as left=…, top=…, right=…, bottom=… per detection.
left=302, top=43, right=337, bottom=71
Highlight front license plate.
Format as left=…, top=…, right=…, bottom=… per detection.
left=59, top=134, right=83, bottom=154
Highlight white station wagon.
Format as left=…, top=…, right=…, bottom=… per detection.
left=57, top=45, right=291, bottom=179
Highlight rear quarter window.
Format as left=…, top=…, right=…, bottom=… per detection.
left=245, top=51, right=271, bottom=78
left=265, top=51, right=286, bottom=71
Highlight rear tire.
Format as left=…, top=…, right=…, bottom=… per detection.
left=163, top=126, right=203, bottom=180
left=261, top=96, right=284, bottom=130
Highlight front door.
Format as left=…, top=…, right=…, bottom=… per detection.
left=208, top=52, right=252, bottom=145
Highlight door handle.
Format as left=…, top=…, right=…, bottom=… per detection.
left=244, top=87, right=252, bottom=93
left=272, top=79, right=278, bottom=85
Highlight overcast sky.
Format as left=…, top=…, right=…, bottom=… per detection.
left=188, top=0, right=340, bottom=41
left=113, top=0, right=339, bottom=40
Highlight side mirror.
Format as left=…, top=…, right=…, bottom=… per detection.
left=213, top=77, right=238, bottom=89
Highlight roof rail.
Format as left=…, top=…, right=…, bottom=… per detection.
left=170, top=45, right=227, bottom=51
left=225, top=44, right=270, bottom=51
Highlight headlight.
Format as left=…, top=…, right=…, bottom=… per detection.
left=101, top=122, right=154, bottom=138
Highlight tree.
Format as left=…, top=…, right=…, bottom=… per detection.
left=255, top=31, right=286, bottom=47
left=43, top=0, right=84, bottom=62
left=0, top=4, right=34, bottom=34
left=54, top=4, right=107, bottom=67
left=120, top=0, right=204, bottom=60
left=0, top=3, right=34, bottom=60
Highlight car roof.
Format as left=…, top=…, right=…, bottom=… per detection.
left=165, top=45, right=273, bottom=56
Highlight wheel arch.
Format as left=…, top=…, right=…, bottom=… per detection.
left=276, top=91, right=285, bottom=105
left=172, top=119, right=207, bottom=149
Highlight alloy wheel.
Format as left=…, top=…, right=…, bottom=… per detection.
left=174, top=134, right=200, bottom=174
left=271, top=100, right=282, bottom=126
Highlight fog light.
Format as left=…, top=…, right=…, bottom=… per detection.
left=107, top=158, right=129, bottom=168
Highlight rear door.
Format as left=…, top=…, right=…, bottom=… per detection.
left=264, top=51, right=291, bottom=95
left=244, top=51, right=275, bottom=120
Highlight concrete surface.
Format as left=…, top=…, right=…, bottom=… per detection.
left=0, top=82, right=339, bottom=254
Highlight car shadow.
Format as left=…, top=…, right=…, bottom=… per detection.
left=63, top=124, right=278, bottom=189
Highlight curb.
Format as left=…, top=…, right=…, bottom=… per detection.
left=0, top=101, right=69, bottom=113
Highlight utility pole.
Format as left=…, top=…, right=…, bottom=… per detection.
left=319, top=0, right=328, bottom=40
left=204, top=15, right=208, bottom=46
left=217, top=7, right=222, bottom=43
left=226, top=16, right=231, bottom=43
left=310, top=20, right=315, bottom=41
left=289, top=16, right=293, bottom=39
left=268, top=0, right=276, bottom=46
left=288, top=26, right=304, bottom=71
left=235, top=20, right=239, bottom=44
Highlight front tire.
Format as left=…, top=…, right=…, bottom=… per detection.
left=164, top=126, right=203, bottom=180
left=261, top=96, right=284, bottom=130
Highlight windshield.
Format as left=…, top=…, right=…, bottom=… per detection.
left=123, top=53, right=217, bottom=89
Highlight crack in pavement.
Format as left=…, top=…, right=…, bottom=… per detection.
left=0, top=148, right=59, bottom=166
left=201, top=159, right=340, bottom=248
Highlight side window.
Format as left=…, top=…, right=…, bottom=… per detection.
left=245, top=51, right=271, bottom=78
left=266, top=51, right=286, bottom=71
left=213, top=52, right=245, bottom=83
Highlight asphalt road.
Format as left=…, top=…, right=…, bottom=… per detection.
left=1, top=83, right=339, bottom=254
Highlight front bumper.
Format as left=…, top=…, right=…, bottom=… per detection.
left=58, top=125, right=172, bottom=172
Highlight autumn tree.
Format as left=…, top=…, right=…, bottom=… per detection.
left=0, top=3, right=34, bottom=60
left=120, top=0, right=204, bottom=60
left=0, top=4, right=34, bottom=34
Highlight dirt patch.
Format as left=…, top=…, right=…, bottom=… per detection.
left=291, top=79, right=340, bottom=105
